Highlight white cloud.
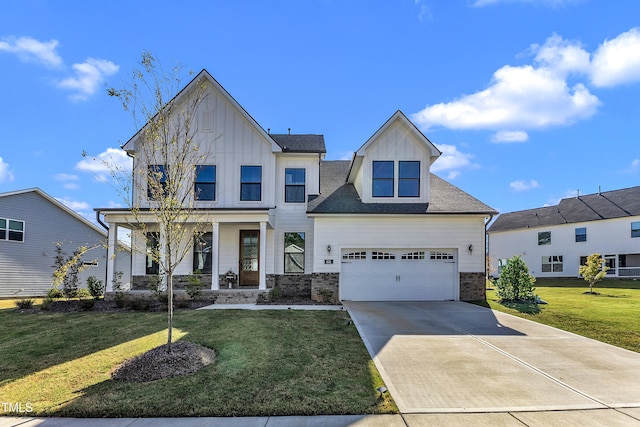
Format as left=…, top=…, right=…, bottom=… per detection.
left=532, top=33, right=590, bottom=77
left=415, top=0, right=433, bottom=21
left=509, top=179, right=541, bottom=191
left=544, top=189, right=578, bottom=206
left=591, top=28, right=640, bottom=88
left=0, top=36, right=63, bottom=67
left=0, top=157, right=15, bottom=183
left=623, top=158, right=640, bottom=174
left=56, top=197, right=91, bottom=216
left=430, top=144, right=478, bottom=179
left=76, top=148, right=132, bottom=182
left=492, top=130, right=529, bottom=143
left=54, top=173, right=80, bottom=189
left=57, top=58, right=119, bottom=101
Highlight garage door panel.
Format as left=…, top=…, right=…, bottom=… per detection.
left=340, top=249, right=457, bottom=301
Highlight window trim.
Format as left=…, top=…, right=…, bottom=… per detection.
left=284, top=232, right=305, bottom=273
left=541, top=255, right=563, bottom=273
left=372, top=161, right=394, bottom=198
left=575, top=227, right=587, bottom=243
left=632, top=221, right=640, bottom=238
left=145, top=232, right=160, bottom=275
left=0, top=217, right=25, bottom=242
left=240, top=165, right=262, bottom=202
left=538, top=231, right=551, bottom=246
left=193, top=232, right=213, bottom=274
left=284, top=168, right=306, bottom=203
left=147, top=165, right=168, bottom=200
left=398, top=161, right=420, bottom=198
left=194, top=165, right=216, bottom=201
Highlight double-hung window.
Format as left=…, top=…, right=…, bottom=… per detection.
left=193, top=232, right=213, bottom=274
left=241, top=166, right=262, bottom=201
left=147, top=165, right=167, bottom=200
left=542, top=255, right=563, bottom=272
left=0, top=218, right=24, bottom=242
left=285, top=168, right=305, bottom=203
left=398, top=161, right=420, bottom=197
left=632, top=222, right=640, bottom=238
left=372, top=161, right=394, bottom=197
left=538, top=231, right=551, bottom=245
left=195, top=165, right=216, bottom=201
left=575, top=227, right=587, bottom=242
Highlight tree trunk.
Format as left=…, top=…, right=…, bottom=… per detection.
left=167, top=271, right=173, bottom=353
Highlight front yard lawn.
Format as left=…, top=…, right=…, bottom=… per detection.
left=480, top=278, right=640, bottom=353
left=0, top=309, right=397, bottom=417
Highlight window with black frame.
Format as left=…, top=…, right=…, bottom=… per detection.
left=285, top=168, right=305, bottom=203
left=193, top=232, right=213, bottom=273
left=195, top=165, right=216, bottom=201
left=240, top=165, right=262, bottom=201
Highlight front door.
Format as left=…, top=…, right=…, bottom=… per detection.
left=239, top=230, right=259, bottom=286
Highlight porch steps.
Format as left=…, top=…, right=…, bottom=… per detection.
left=213, top=290, right=267, bottom=305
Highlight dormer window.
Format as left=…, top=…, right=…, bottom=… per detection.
left=399, top=161, right=420, bottom=197
left=372, top=161, right=394, bottom=197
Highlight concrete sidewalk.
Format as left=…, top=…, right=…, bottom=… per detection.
left=197, top=304, right=345, bottom=311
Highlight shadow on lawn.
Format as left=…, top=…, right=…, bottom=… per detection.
left=498, top=300, right=542, bottom=315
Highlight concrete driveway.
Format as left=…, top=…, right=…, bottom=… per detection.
left=345, top=301, right=640, bottom=423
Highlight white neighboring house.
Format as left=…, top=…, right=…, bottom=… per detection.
left=488, top=186, right=640, bottom=279
left=98, top=70, right=496, bottom=302
left=0, top=188, right=131, bottom=297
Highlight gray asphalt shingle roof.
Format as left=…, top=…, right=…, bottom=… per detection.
left=307, top=161, right=497, bottom=215
left=488, top=186, right=640, bottom=233
left=270, top=134, right=326, bottom=153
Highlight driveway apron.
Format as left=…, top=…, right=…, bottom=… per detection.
left=344, top=301, right=640, bottom=414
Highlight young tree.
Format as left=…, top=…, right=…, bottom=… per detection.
left=106, top=52, right=210, bottom=353
left=495, top=255, right=537, bottom=302
left=579, top=253, right=609, bottom=294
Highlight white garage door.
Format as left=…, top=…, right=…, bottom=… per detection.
left=340, top=249, right=457, bottom=301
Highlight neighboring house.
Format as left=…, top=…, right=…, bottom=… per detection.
left=98, top=70, right=496, bottom=302
left=0, top=188, right=131, bottom=297
left=488, top=186, right=640, bottom=279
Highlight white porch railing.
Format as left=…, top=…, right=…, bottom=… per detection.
left=618, top=267, right=640, bottom=277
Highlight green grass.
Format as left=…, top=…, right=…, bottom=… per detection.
left=0, top=309, right=397, bottom=417
left=480, top=278, right=640, bottom=353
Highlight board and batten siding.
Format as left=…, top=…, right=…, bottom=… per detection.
left=0, top=191, right=109, bottom=297
left=312, top=215, right=486, bottom=274
left=490, top=215, right=640, bottom=277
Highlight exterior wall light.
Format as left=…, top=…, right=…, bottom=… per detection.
left=327, top=244, right=332, bottom=254
left=468, top=244, right=473, bottom=254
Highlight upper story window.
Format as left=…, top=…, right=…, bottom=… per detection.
left=538, top=231, right=551, bottom=245
left=632, top=221, right=640, bottom=238
left=193, top=232, right=213, bottom=274
left=0, top=218, right=24, bottom=242
left=372, top=161, right=394, bottom=197
left=398, top=161, right=420, bottom=197
left=147, top=165, right=167, bottom=200
left=575, top=227, right=587, bottom=242
left=285, top=168, right=305, bottom=203
left=195, top=165, right=216, bottom=201
left=240, top=166, right=262, bottom=201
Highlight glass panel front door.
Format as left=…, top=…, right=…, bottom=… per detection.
left=239, top=230, right=259, bottom=286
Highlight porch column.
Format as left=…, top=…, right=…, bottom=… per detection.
left=106, top=223, right=117, bottom=291
left=259, top=221, right=267, bottom=290
left=211, top=222, right=220, bottom=290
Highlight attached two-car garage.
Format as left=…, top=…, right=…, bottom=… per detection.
left=340, top=248, right=458, bottom=301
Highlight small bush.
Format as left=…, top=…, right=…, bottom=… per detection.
left=318, top=288, right=334, bottom=303
left=86, top=276, right=105, bottom=299
left=126, top=299, right=151, bottom=311
left=79, top=298, right=95, bottom=311
left=15, top=299, right=34, bottom=309
left=76, top=288, right=92, bottom=299
left=46, top=288, right=64, bottom=299
left=269, top=286, right=282, bottom=302
left=185, top=272, right=205, bottom=300
left=41, top=297, right=53, bottom=310
left=114, top=292, right=126, bottom=308
left=495, top=255, right=537, bottom=302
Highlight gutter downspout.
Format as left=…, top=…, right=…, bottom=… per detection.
left=485, top=214, right=494, bottom=281
left=95, top=209, right=109, bottom=286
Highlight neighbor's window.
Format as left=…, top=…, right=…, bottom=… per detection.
left=538, top=231, right=551, bottom=245
left=195, top=165, right=216, bottom=201
left=542, top=255, right=563, bottom=272
left=147, top=165, right=167, bottom=200
left=575, top=227, right=587, bottom=242
left=0, top=218, right=25, bottom=242
left=372, top=161, right=394, bottom=197
left=285, top=168, right=305, bottom=203
left=632, top=222, right=640, bottom=238
left=145, top=232, right=160, bottom=275
left=241, top=165, right=262, bottom=201
left=498, top=258, right=508, bottom=275
left=398, top=161, right=420, bottom=197
left=284, top=232, right=305, bottom=273
left=193, top=232, right=213, bottom=274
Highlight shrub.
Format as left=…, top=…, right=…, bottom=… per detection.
left=46, top=288, right=64, bottom=299
left=41, top=297, right=53, bottom=311
left=185, top=272, right=204, bottom=300
left=126, top=299, right=150, bottom=311
left=15, top=299, right=34, bottom=309
left=269, top=286, right=282, bottom=302
left=79, top=298, right=95, bottom=311
left=579, top=253, right=609, bottom=294
left=318, top=288, right=334, bottom=303
left=76, top=288, right=92, bottom=299
left=113, top=271, right=126, bottom=308
left=495, top=255, right=537, bottom=302
left=86, top=276, right=105, bottom=299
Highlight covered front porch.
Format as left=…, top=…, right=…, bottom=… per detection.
left=607, top=253, right=640, bottom=277
left=101, top=209, right=275, bottom=292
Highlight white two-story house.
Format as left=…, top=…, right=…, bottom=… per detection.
left=488, top=186, right=640, bottom=279
left=98, top=70, right=496, bottom=302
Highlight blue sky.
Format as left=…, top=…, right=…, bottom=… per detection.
left=1, top=0, right=639, bottom=221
